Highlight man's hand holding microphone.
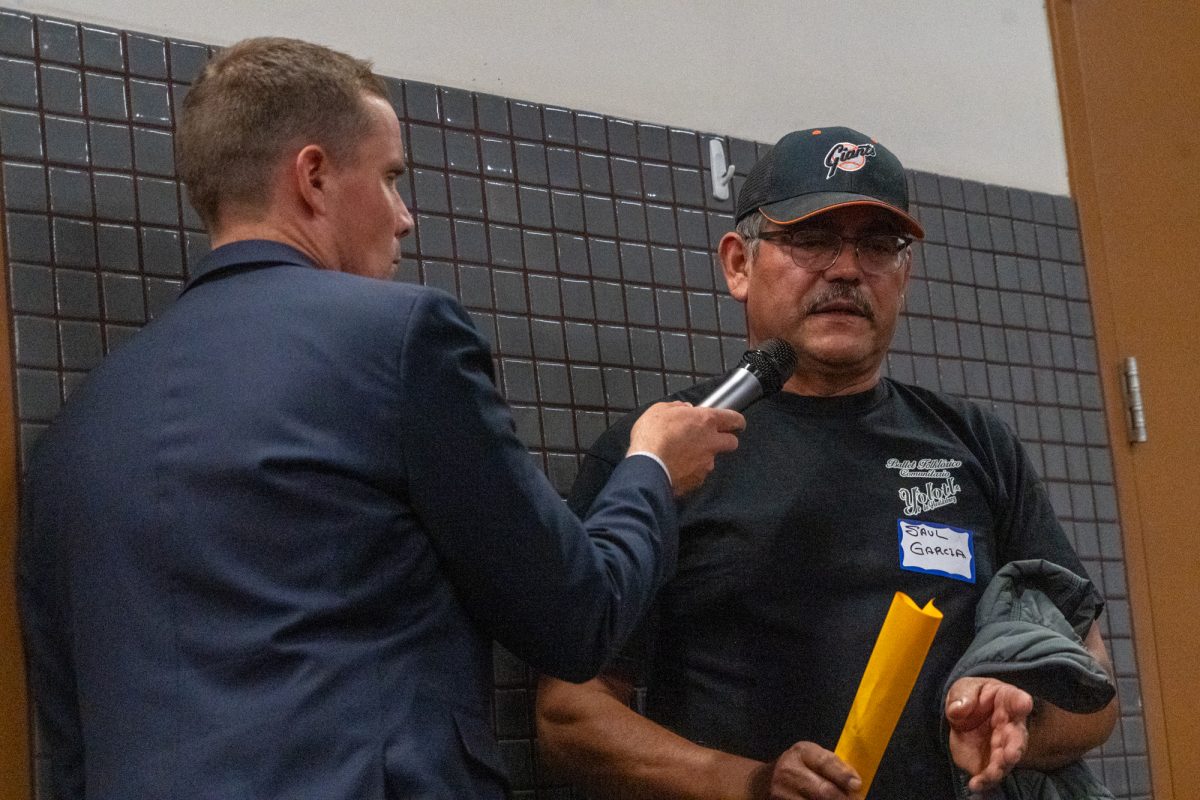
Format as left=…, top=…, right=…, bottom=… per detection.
left=625, top=339, right=797, bottom=496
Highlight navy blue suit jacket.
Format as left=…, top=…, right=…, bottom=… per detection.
left=17, top=241, right=678, bottom=799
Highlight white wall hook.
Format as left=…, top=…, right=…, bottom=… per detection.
left=708, top=138, right=735, bottom=201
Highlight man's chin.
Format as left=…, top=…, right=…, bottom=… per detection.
left=798, top=338, right=876, bottom=368
left=799, top=317, right=874, bottom=345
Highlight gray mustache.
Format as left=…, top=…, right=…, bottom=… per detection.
left=803, top=283, right=875, bottom=321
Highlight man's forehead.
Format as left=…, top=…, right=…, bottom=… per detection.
left=361, top=94, right=407, bottom=162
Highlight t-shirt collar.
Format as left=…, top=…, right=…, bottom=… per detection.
left=768, top=378, right=890, bottom=416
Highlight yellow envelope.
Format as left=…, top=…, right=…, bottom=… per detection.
left=834, top=592, right=942, bottom=797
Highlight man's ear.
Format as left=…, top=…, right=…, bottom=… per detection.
left=294, top=144, right=331, bottom=217
left=718, top=231, right=752, bottom=302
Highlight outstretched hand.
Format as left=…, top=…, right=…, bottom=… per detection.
left=945, top=676, right=1034, bottom=793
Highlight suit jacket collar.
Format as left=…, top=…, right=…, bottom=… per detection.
left=184, top=239, right=321, bottom=294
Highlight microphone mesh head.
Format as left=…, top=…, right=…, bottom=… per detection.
left=739, top=338, right=797, bottom=395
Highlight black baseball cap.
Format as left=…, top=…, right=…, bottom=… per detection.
left=735, top=126, right=924, bottom=239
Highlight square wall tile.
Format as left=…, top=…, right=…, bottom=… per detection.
left=0, top=108, right=44, bottom=158
left=126, top=32, right=167, bottom=78
left=38, top=18, right=80, bottom=65
left=169, top=40, right=209, bottom=83
left=0, top=11, right=36, bottom=57
left=40, top=64, right=83, bottom=115
left=0, top=56, right=40, bottom=108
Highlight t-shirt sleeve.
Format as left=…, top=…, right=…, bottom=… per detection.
left=568, top=444, right=622, bottom=518
left=568, top=411, right=639, bottom=516
left=568, top=379, right=717, bottom=518
left=989, top=415, right=1103, bottom=618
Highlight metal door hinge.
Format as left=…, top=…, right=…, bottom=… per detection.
left=1121, top=356, right=1148, bottom=443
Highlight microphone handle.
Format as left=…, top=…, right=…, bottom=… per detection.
left=696, top=367, right=763, bottom=410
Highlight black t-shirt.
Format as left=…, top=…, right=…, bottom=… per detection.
left=569, top=377, right=1095, bottom=800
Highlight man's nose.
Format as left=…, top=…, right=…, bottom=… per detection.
left=821, top=237, right=866, bottom=280
left=396, top=198, right=415, bottom=239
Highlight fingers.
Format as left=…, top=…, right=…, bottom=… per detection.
left=769, top=742, right=862, bottom=800
left=697, top=407, right=745, bottom=455
left=633, top=402, right=744, bottom=437
left=968, top=719, right=1025, bottom=791
left=976, top=685, right=1030, bottom=789
left=946, top=676, right=1030, bottom=729
left=709, top=405, right=748, bottom=434
left=628, top=403, right=746, bottom=496
left=967, top=725, right=1026, bottom=794
left=993, top=682, right=1034, bottom=722
left=947, top=679, right=1032, bottom=794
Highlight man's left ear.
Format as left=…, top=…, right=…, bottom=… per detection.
left=718, top=231, right=753, bottom=302
left=294, top=144, right=331, bottom=216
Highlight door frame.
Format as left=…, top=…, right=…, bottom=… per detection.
left=1, top=228, right=32, bottom=797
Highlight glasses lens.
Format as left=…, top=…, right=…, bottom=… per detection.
left=786, top=230, right=841, bottom=271
left=858, top=235, right=907, bottom=274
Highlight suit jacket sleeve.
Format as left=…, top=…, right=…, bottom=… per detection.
left=16, top=480, right=86, bottom=800
left=396, top=289, right=678, bottom=681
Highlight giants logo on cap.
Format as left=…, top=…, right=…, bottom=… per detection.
left=824, top=142, right=877, bottom=180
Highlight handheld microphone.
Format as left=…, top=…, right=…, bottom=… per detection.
left=697, top=338, right=797, bottom=411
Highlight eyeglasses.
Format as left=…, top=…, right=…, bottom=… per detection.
left=752, top=229, right=913, bottom=275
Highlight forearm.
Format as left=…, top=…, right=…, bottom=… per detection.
left=536, top=675, right=764, bottom=800
left=1021, top=695, right=1117, bottom=771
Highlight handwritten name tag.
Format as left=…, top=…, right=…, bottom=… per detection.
left=897, top=519, right=975, bottom=583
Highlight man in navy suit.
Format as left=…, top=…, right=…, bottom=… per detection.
left=16, top=37, right=743, bottom=799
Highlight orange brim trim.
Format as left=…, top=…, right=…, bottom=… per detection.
left=760, top=200, right=926, bottom=239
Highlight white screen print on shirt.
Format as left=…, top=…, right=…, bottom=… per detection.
left=887, top=455, right=976, bottom=583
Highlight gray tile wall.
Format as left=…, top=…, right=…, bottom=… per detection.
left=0, top=8, right=1149, bottom=799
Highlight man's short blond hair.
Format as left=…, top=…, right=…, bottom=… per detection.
left=176, top=37, right=389, bottom=230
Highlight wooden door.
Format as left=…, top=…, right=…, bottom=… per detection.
left=1047, top=2, right=1200, bottom=797
left=0, top=234, right=29, bottom=795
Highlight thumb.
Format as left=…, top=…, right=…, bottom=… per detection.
left=946, top=694, right=972, bottom=721
left=945, top=681, right=983, bottom=728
